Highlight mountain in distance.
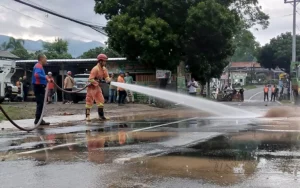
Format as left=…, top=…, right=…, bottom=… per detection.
left=0, top=35, right=105, bottom=58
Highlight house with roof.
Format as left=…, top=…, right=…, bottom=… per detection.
left=221, top=62, right=278, bottom=86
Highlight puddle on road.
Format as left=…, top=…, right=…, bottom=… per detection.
left=119, top=131, right=300, bottom=187
left=1, top=117, right=300, bottom=187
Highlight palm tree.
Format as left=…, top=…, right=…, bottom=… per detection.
left=7, top=37, right=25, bottom=50
left=0, top=42, right=9, bottom=50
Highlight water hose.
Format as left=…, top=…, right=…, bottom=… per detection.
left=0, top=81, right=90, bottom=132
left=53, top=82, right=89, bottom=93
left=0, top=85, right=49, bottom=132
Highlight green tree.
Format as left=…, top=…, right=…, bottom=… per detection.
left=80, top=47, right=121, bottom=58
left=94, top=0, right=269, bottom=82
left=11, top=46, right=30, bottom=60
left=4, top=37, right=25, bottom=50
left=0, top=42, right=9, bottom=50
left=257, top=32, right=299, bottom=72
left=231, top=29, right=260, bottom=62
left=43, top=38, right=72, bottom=59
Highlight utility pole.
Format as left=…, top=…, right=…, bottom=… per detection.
left=285, top=0, right=299, bottom=100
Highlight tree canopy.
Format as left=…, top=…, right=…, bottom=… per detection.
left=94, top=0, right=269, bottom=82
left=42, top=38, right=72, bottom=59
left=80, top=47, right=121, bottom=58
left=231, top=29, right=260, bottom=62
left=257, top=32, right=299, bottom=72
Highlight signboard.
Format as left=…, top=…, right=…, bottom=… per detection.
left=156, top=70, right=171, bottom=79
left=231, top=72, right=247, bottom=78
left=59, top=70, right=67, bottom=75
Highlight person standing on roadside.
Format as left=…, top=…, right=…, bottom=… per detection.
left=239, top=87, right=244, bottom=102
left=271, top=85, right=277, bottom=102
left=117, top=71, right=127, bottom=106
left=22, top=76, right=30, bottom=102
left=264, top=85, right=269, bottom=101
left=64, top=71, right=75, bottom=104
left=109, top=73, right=117, bottom=103
left=46, top=72, right=55, bottom=104
left=32, top=54, right=50, bottom=125
left=125, top=72, right=135, bottom=103
left=187, top=78, right=199, bottom=96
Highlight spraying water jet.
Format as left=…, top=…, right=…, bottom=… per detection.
left=111, top=82, right=259, bottom=118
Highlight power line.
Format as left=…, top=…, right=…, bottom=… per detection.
left=23, top=0, right=106, bottom=27
left=0, top=4, right=103, bottom=42
left=13, top=0, right=107, bottom=36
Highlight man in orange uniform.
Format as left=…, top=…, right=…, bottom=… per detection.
left=264, top=85, right=269, bottom=102
left=85, top=54, right=111, bottom=121
left=117, top=71, right=127, bottom=106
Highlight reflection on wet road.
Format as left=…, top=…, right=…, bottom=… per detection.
left=1, top=116, right=300, bottom=187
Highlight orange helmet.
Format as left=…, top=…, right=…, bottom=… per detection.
left=97, top=54, right=108, bottom=61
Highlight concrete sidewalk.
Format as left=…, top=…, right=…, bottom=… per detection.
left=0, top=112, right=99, bottom=130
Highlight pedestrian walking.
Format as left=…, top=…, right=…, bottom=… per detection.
left=85, top=54, right=111, bottom=122
left=117, top=71, right=127, bottom=106
left=264, top=85, right=269, bottom=101
left=46, top=72, right=55, bottom=104
left=125, top=72, right=134, bottom=103
left=109, top=73, right=117, bottom=103
left=187, top=78, right=198, bottom=96
left=64, top=71, right=75, bottom=104
left=32, top=54, right=50, bottom=125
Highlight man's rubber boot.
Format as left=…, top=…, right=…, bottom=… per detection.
left=86, top=108, right=91, bottom=122
left=98, top=108, right=109, bottom=120
left=41, top=120, right=50, bottom=126
left=34, top=115, right=50, bottom=126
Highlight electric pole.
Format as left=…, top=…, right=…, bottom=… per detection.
left=285, top=0, right=299, bottom=100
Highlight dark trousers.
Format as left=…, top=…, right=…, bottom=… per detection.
left=109, top=89, right=116, bottom=103
left=65, top=88, right=73, bottom=101
left=264, top=92, right=269, bottom=101
left=271, top=93, right=276, bottom=101
left=118, top=90, right=127, bottom=104
left=240, top=93, right=244, bottom=101
left=34, top=84, right=46, bottom=118
left=23, top=89, right=28, bottom=101
left=189, top=93, right=196, bottom=96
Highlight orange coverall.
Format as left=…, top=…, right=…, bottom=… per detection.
left=86, top=65, right=109, bottom=108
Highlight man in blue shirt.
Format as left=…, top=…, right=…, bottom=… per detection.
left=32, top=54, right=50, bottom=125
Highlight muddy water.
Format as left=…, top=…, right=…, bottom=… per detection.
left=1, top=118, right=300, bottom=188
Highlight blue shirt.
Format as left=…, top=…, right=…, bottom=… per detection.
left=32, top=63, right=47, bottom=85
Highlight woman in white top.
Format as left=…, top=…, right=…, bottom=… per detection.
left=187, top=78, right=199, bottom=95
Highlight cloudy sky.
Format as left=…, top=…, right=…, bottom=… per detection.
left=0, top=0, right=297, bottom=45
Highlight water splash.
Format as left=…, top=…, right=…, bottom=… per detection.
left=111, top=82, right=259, bottom=118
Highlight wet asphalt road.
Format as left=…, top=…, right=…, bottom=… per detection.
left=1, top=90, right=299, bottom=188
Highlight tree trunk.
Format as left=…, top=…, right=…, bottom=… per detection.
left=206, top=81, right=210, bottom=99
left=200, top=84, right=205, bottom=96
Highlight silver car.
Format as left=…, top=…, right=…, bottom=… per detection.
left=72, top=74, right=109, bottom=103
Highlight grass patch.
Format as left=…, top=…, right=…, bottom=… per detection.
left=0, top=105, right=35, bottom=121
left=243, top=85, right=257, bottom=90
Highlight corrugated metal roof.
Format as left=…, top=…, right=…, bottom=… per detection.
left=230, top=62, right=261, bottom=68
left=0, top=51, right=19, bottom=59
left=16, top=58, right=126, bottom=63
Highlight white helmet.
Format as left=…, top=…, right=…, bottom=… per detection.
left=48, top=72, right=52, bottom=75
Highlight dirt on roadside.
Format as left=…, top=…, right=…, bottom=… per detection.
left=1, top=102, right=211, bottom=121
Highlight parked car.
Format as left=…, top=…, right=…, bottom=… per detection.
left=72, top=74, right=109, bottom=103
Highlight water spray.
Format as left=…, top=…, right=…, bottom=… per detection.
left=111, top=82, right=259, bottom=118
